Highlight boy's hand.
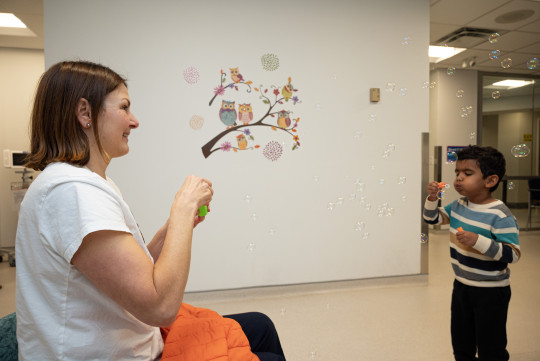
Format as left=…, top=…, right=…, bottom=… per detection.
left=455, top=229, right=479, bottom=247
left=427, top=181, right=439, bottom=201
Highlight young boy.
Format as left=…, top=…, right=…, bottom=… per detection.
left=423, top=145, right=520, bottom=361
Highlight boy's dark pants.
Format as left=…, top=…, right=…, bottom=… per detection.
left=451, top=279, right=511, bottom=361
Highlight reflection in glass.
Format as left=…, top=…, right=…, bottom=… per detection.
left=481, top=74, right=539, bottom=213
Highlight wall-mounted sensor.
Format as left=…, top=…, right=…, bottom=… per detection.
left=370, top=88, right=380, bottom=102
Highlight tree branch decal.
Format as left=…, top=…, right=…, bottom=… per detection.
left=201, top=69, right=302, bottom=159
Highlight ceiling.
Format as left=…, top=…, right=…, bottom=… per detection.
left=0, top=0, right=539, bottom=75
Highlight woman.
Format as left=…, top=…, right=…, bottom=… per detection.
left=16, top=61, right=285, bottom=361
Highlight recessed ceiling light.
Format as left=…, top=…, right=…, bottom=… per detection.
left=491, top=80, right=534, bottom=88
left=0, top=13, right=27, bottom=28
left=429, top=45, right=467, bottom=63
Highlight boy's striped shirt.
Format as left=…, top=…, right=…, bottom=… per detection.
left=423, top=197, right=520, bottom=287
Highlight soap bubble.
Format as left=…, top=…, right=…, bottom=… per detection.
left=330, top=73, right=338, bottom=80
left=327, top=202, right=335, bottom=211
left=313, top=175, right=320, bottom=182
left=368, top=114, right=377, bottom=122
left=247, top=242, right=256, bottom=252
left=420, top=233, right=428, bottom=244
left=349, top=193, right=357, bottom=201
left=447, top=67, right=456, bottom=75
left=401, top=36, right=411, bottom=45
left=501, top=58, right=512, bottom=69
left=379, top=179, right=385, bottom=185
left=507, top=181, right=515, bottom=190
left=401, top=195, right=407, bottom=203
left=399, top=87, right=408, bottom=96
left=280, top=307, right=286, bottom=316
left=447, top=151, right=458, bottom=164
left=511, top=144, right=530, bottom=158
left=386, top=82, right=396, bottom=92
left=438, top=189, right=446, bottom=199
left=527, top=58, right=538, bottom=70
left=354, top=130, right=362, bottom=139
left=456, top=89, right=464, bottom=98
left=244, top=195, right=253, bottom=203
left=251, top=213, right=258, bottom=221
left=269, top=228, right=276, bottom=236
left=492, top=90, right=501, bottom=99
left=355, top=221, right=365, bottom=231
left=336, top=197, right=344, bottom=206
left=377, top=203, right=393, bottom=216
left=309, top=350, right=318, bottom=360
left=489, top=50, right=501, bottom=60
left=422, top=81, right=430, bottom=89
left=469, top=131, right=476, bottom=140
left=488, top=32, right=500, bottom=44
left=362, top=232, right=369, bottom=239
left=315, top=104, right=322, bottom=111
left=398, top=176, right=407, bottom=184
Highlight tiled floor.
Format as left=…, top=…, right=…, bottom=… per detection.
left=1, top=209, right=539, bottom=360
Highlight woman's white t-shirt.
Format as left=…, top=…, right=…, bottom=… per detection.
left=15, top=162, right=163, bottom=360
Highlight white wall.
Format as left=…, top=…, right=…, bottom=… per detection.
left=44, top=0, right=430, bottom=292
left=0, top=48, right=44, bottom=247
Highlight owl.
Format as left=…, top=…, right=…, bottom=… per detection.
left=238, top=103, right=253, bottom=125
left=230, top=67, right=244, bottom=83
left=277, top=110, right=291, bottom=129
left=281, top=77, right=293, bottom=101
left=236, top=134, right=247, bottom=150
left=219, top=100, right=237, bottom=128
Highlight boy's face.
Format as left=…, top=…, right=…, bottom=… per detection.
left=453, top=159, right=496, bottom=199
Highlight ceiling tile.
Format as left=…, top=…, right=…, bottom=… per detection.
left=472, top=31, right=540, bottom=51
left=468, top=0, right=540, bottom=30
left=430, top=0, right=510, bottom=26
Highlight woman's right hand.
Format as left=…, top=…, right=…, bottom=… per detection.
left=172, top=175, right=213, bottom=220
left=427, top=181, right=439, bottom=201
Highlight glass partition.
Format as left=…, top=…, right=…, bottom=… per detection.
left=479, top=72, right=540, bottom=229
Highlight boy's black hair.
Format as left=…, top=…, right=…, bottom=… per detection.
left=456, top=145, right=506, bottom=192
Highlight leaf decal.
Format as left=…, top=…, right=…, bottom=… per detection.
left=271, top=126, right=277, bottom=131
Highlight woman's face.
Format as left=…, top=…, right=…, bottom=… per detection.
left=98, top=84, right=139, bottom=159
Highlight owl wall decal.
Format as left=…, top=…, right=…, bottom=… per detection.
left=230, top=67, right=244, bottom=83
left=238, top=103, right=254, bottom=125
left=281, top=77, right=293, bottom=101
left=236, top=134, right=247, bottom=150
left=277, top=110, right=291, bottom=129
left=219, top=100, right=237, bottom=128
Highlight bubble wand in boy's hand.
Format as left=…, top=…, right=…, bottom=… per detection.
left=438, top=182, right=450, bottom=199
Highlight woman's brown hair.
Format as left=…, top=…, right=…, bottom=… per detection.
left=25, top=60, right=127, bottom=170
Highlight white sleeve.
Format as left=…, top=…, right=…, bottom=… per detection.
left=42, top=181, right=131, bottom=262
